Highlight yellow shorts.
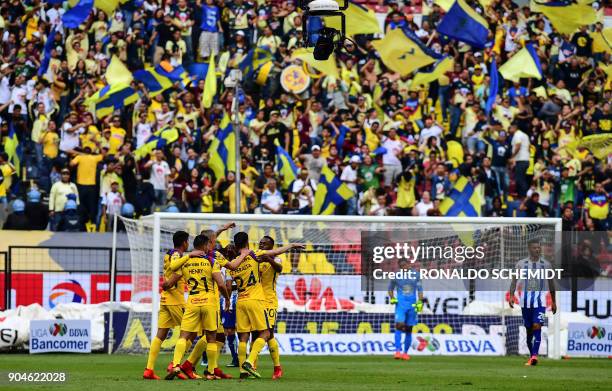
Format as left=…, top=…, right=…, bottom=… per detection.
left=236, top=300, right=267, bottom=333
left=180, top=305, right=218, bottom=333
left=264, top=305, right=277, bottom=329
left=158, top=305, right=184, bottom=329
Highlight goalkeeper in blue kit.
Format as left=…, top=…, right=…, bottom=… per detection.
left=388, top=259, right=423, bottom=360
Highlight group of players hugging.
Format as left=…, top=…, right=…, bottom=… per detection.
left=142, top=224, right=554, bottom=380
left=142, top=222, right=303, bottom=380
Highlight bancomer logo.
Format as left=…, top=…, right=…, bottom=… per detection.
left=289, top=337, right=395, bottom=354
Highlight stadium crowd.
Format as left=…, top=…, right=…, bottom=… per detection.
left=0, top=0, right=610, bottom=233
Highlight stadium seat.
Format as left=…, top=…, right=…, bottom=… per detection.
left=277, top=253, right=292, bottom=273
left=297, top=253, right=316, bottom=274
left=346, top=253, right=361, bottom=274
left=308, top=253, right=336, bottom=274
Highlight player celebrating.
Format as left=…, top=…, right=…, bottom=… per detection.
left=509, top=239, right=557, bottom=366
left=166, top=234, right=231, bottom=380
left=388, top=259, right=423, bottom=361
left=143, top=231, right=205, bottom=380
left=230, top=231, right=303, bottom=379
left=258, top=235, right=284, bottom=380
left=167, top=225, right=236, bottom=379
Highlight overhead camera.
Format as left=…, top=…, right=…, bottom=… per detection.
left=302, top=0, right=348, bottom=60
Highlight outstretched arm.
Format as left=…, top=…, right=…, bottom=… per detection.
left=215, top=222, right=236, bottom=237
left=225, top=248, right=251, bottom=270
left=264, top=243, right=305, bottom=258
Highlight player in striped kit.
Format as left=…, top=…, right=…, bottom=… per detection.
left=509, top=239, right=557, bottom=366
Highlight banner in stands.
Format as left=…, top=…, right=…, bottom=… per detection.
left=29, top=319, right=91, bottom=353
left=566, top=323, right=612, bottom=357
left=273, top=333, right=505, bottom=356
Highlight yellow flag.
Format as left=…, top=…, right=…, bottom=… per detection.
left=105, top=55, right=133, bottom=85
left=292, top=48, right=340, bottom=79
left=324, top=1, right=381, bottom=37
left=202, top=53, right=216, bottom=109
left=411, top=56, right=454, bottom=89
left=530, top=0, right=600, bottom=35
left=372, top=28, right=441, bottom=76
left=95, top=0, right=121, bottom=16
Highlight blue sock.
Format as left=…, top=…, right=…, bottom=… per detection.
left=227, top=334, right=238, bottom=361
left=532, top=329, right=541, bottom=356
left=526, top=330, right=533, bottom=355
left=394, top=329, right=402, bottom=352
left=403, top=331, right=412, bottom=353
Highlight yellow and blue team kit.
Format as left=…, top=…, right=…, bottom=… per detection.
left=229, top=249, right=271, bottom=333
left=158, top=249, right=189, bottom=329
left=178, top=254, right=222, bottom=333
left=259, top=257, right=281, bottom=328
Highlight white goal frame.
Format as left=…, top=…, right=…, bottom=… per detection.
left=124, top=213, right=563, bottom=359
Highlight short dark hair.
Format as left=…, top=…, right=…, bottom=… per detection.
left=193, top=234, right=210, bottom=250
left=528, top=239, right=540, bottom=246
left=261, top=235, right=274, bottom=246
left=234, top=232, right=249, bottom=250
left=172, top=231, right=190, bottom=248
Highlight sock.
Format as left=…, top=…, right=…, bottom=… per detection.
left=187, top=338, right=207, bottom=365
left=247, top=338, right=266, bottom=365
left=186, top=339, right=193, bottom=352
left=227, top=334, right=238, bottom=361
left=268, top=338, right=281, bottom=367
left=206, top=343, right=218, bottom=374
left=173, top=338, right=188, bottom=366
left=394, top=329, right=402, bottom=352
left=532, top=329, right=541, bottom=357
left=238, top=341, right=247, bottom=372
left=526, top=330, right=534, bottom=356
left=403, top=331, right=412, bottom=354
left=146, top=336, right=162, bottom=370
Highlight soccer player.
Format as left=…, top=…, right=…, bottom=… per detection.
left=509, top=239, right=557, bottom=366
left=143, top=230, right=205, bottom=380
left=169, top=225, right=235, bottom=379
left=257, top=235, right=284, bottom=379
left=388, top=259, right=423, bottom=361
left=229, top=231, right=303, bottom=379
left=166, top=234, right=231, bottom=380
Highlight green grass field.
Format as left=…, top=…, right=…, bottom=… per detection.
left=0, top=354, right=610, bottom=391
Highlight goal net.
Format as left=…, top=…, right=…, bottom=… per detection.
left=116, top=214, right=562, bottom=358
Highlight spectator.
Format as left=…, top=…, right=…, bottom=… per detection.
left=261, top=178, right=284, bottom=214
left=49, top=168, right=79, bottom=231
left=414, top=191, right=434, bottom=217
left=101, top=181, right=125, bottom=231
left=70, top=147, right=103, bottom=224
left=145, top=149, right=171, bottom=209
left=340, top=155, right=360, bottom=215
left=509, top=124, right=531, bottom=199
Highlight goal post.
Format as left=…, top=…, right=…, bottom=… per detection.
left=116, top=213, right=562, bottom=358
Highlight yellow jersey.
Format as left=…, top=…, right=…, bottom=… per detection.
left=180, top=255, right=221, bottom=307
left=259, top=258, right=281, bottom=307
left=160, top=249, right=188, bottom=306
left=229, top=249, right=267, bottom=302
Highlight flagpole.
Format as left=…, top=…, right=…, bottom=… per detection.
left=233, top=84, right=242, bottom=213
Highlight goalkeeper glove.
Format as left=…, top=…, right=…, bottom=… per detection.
left=413, top=300, right=423, bottom=313
left=390, top=298, right=398, bottom=305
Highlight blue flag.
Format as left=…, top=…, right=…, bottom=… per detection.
left=436, top=0, right=489, bottom=49
left=485, top=58, right=498, bottom=115
left=186, top=62, right=210, bottom=82
left=38, top=27, right=57, bottom=77
left=62, top=0, right=94, bottom=29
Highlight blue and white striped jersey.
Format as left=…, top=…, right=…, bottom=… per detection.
left=515, top=257, right=551, bottom=309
